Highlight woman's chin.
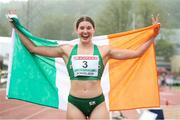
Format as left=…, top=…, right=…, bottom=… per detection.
left=81, top=38, right=91, bottom=44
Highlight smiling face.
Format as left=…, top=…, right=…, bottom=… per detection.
left=76, top=21, right=95, bottom=43
left=75, top=16, right=95, bottom=44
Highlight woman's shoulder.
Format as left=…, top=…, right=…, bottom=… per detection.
left=97, top=45, right=110, bottom=52
left=96, top=45, right=110, bottom=56
left=60, top=44, right=73, bottom=48
left=59, top=44, right=75, bottom=54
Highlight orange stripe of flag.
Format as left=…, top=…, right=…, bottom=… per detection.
left=108, top=24, right=160, bottom=111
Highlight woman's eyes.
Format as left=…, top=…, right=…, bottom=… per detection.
left=87, top=26, right=92, bottom=30
left=79, top=26, right=92, bottom=30
left=80, top=26, right=84, bottom=30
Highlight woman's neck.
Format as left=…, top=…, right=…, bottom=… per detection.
left=78, top=41, right=94, bottom=55
left=79, top=41, right=93, bottom=49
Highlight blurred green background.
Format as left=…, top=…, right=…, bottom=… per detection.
left=0, top=0, right=180, bottom=83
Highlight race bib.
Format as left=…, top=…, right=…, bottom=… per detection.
left=71, top=55, right=99, bottom=77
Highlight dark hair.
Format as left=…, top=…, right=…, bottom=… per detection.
left=76, top=16, right=95, bottom=29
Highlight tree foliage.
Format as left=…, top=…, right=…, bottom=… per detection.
left=0, top=0, right=179, bottom=64
left=95, top=0, right=164, bottom=35
left=0, top=0, right=107, bottom=39
left=156, top=39, right=175, bottom=61
left=94, top=0, right=177, bottom=60
left=95, top=0, right=132, bottom=35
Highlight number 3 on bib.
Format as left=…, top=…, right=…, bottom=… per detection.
left=82, top=61, right=88, bottom=68
left=72, top=55, right=99, bottom=77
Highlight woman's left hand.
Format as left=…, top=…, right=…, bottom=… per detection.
left=151, top=14, right=160, bottom=25
left=151, top=14, right=160, bottom=36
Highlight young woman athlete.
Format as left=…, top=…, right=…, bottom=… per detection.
left=8, top=10, right=159, bottom=119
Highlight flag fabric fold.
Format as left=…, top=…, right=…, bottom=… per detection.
left=6, top=16, right=160, bottom=111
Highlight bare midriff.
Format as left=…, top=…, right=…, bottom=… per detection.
left=69, top=80, right=102, bottom=98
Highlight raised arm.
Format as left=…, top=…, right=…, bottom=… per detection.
left=14, top=29, right=64, bottom=57
left=109, top=14, right=160, bottom=60
left=109, top=37, right=155, bottom=60
left=8, top=10, right=65, bottom=57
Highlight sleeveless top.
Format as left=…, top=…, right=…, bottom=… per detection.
left=66, top=44, right=104, bottom=80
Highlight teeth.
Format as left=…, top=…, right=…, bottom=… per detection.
left=81, top=33, right=90, bottom=39
left=82, top=35, right=89, bottom=38
left=82, top=35, right=88, bottom=37
left=83, top=36, right=89, bottom=37
left=82, top=36, right=89, bottom=40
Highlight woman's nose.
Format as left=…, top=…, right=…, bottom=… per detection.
left=83, top=29, right=88, bottom=33
left=84, top=29, right=88, bottom=32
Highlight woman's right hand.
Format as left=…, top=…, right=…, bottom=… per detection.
left=7, top=10, right=17, bottom=28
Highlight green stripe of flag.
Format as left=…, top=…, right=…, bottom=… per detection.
left=8, top=18, right=59, bottom=108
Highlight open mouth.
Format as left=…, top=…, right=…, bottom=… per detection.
left=81, top=34, right=90, bottom=40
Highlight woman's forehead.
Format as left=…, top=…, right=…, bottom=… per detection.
left=78, top=21, right=93, bottom=27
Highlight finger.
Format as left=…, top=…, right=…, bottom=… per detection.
left=8, top=18, right=13, bottom=22
left=11, top=10, right=14, bottom=14
left=10, top=10, right=13, bottom=14
left=156, top=14, right=160, bottom=23
left=7, top=10, right=11, bottom=18
left=7, top=15, right=11, bottom=19
left=7, top=15, right=13, bottom=21
left=151, top=14, right=155, bottom=24
left=8, top=10, right=15, bottom=14
left=9, top=10, right=11, bottom=14
left=12, top=9, right=16, bottom=14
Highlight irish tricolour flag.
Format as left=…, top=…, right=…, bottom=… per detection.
left=6, top=16, right=160, bottom=111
